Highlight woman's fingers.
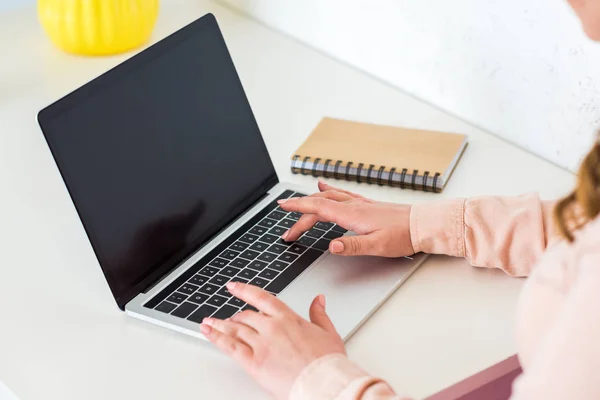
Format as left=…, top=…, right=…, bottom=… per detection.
left=227, top=282, right=291, bottom=317
left=203, top=316, right=259, bottom=347
left=318, top=181, right=365, bottom=199
left=278, top=197, right=354, bottom=226
left=282, top=190, right=355, bottom=241
left=231, top=309, right=269, bottom=331
left=283, top=214, right=319, bottom=242
left=200, top=322, right=253, bottom=365
left=329, top=232, right=384, bottom=256
left=308, top=294, right=337, bottom=334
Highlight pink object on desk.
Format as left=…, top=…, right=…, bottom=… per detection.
left=424, top=355, right=522, bottom=400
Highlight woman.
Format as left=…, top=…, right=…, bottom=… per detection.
left=199, top=0, right=600, bottom=398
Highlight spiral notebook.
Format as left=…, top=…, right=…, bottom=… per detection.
left=291, top=117, right=468, bottom=192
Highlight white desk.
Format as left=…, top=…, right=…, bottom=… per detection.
left=0, top=1, right=575, bottom=399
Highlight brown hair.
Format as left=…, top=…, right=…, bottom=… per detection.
left=554, top=134, right=600, bottom=241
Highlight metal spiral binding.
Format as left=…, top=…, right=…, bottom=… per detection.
left=291, top=155, right=441, bottom=192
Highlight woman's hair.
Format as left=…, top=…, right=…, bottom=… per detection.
left=554, top=133, right=600, bottom=241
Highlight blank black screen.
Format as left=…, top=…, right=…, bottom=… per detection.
left=39, top=15, right=277, bottom=308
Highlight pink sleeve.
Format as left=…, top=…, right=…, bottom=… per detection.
left=289, top=354, right=411, bottom=400
left=410, top=194, right=557, bottom=277
left=289, top=194, right=560, bottom=400
left=509, top=246, right=600, bottom=399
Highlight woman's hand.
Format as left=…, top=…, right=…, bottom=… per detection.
left=278, top=181, right=414, bottom=257
left=201, top=282, right=345, bottom=400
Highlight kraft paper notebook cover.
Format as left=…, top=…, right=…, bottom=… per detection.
left=291, top=117, right=468, bottom=192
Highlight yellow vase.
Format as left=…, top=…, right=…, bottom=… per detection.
left=38, top=0, right=159, bottom=56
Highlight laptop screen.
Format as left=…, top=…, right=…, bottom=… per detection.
left=38, top=14, right=277, bottom=309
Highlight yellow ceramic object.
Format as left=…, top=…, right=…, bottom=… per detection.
left=38, top=0, right=159, bottom=56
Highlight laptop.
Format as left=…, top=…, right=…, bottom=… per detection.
left=37, top=13, right=427, bottom=341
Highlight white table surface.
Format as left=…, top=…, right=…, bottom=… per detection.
left=0, top=1, right=575, bottom=399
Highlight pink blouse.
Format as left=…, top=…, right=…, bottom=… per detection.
left=289, top=194, right=600, bottom=399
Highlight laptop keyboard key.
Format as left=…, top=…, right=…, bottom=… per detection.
left=243, top=305, right=259, bottom=312
left=230, top=241, right=249, bottom=252
left=248, top=260, right=268, bottom=271
left=267, top=244, right=287, bottom=254
left=278, top=252, right=298, bottom=263
left=220, top=266, right=241, bottom=277
left=275, top=238, right=293, bottom=247
left=155, top=301, right=177, bottom=314
left=199, top=283, right=220, bottom=295
left=313, top=239, right=331, bottom=252
left=188, top=292, right=209, bottom=304
left=280, top=190, right=295, bottom=198
left=258, top=233, right=278, bottom=244
left=267, top=210, right=286, bottom=220
left=209, top=275, right=229, bottom=286
left=257, top=218, right=277, bottom=228
left=269, top=226, right=287, bottom=236
left=212, top=305, right=239, bottom=320
left=257, top=252, right=277, bottom=263
left=288, top=244, right=307, bottom=255
left=291, top=192, right=305, bottom=198
left=229, top=258, right=250, bottom=268
left=199, top=266, right=219, bottom=277
left=167, top=292, right=187, bottom=304
left=238, top=268, right=258, bottom=280
left=228, top=297, right=245, bottom=307
left=239, top=250, right=260, bottom=260
left=315, top=222, right=334, bottom=230
left=332, top=225, right=348, bottom=233
left=209, top=258, right=228, bottom=268
left=207, top=295, right=228, bottom=308
left=269, top=260, right=289, bottom=271
left=179, top=283, right=199, bottom=294
left=258, top=269, right=278, bottom=280
left=306, top=228, right=326, bottom=238
left=250, top=241, right=269, bottom=252
left=266, top=249, right=323, bottom=294
left=324, top=230, right=344, bottom=240
left=297, top=236, right=316, bottom=247
left=217, top=286, right=233, bottom=298
left=249, top=277, right=269, bottom=288
left=171, top=302, right=198, bottom=318
left=220, top=250, right=239, bottom=260
left=278, top=219, right=296, bottom=228
left=289, top=212, right=302, bottom=220
left=188, top=305, right=217, bottom=323
left=249, top=226, right=269, bottom=236
left=189, top=274, right=209, bottom=286
left=239, top=233, right=260, bottom=244
left=230, top=276, right=249, bottom=284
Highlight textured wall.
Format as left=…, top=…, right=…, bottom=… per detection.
left=218, top=0, right=600, bottom=171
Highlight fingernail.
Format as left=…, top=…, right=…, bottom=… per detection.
left=318, top=294, right=326, bottom=308
left=226, top=281, right=237, bottom=290
left=331, top=241, right=344, bottom=253
left=202, top=317, right=214, bottom=326
left=200, top=324, right=212, bottom=335
left=281, top=230, right=289, bottom=240
left=277, top=199, right=288, bottom=204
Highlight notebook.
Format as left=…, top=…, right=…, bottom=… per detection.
left=291, top=117, right=468, bottom=192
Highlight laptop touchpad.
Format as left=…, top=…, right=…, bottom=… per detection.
left=277, top=252, right=424, bottom=340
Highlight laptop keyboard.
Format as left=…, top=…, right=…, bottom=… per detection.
left=143, top=190, right=348, bottom=323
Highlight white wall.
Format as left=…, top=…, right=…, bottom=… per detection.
left=219, top=0, right=600, bottom=171
left=0, top=0, right=33, bottom=12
